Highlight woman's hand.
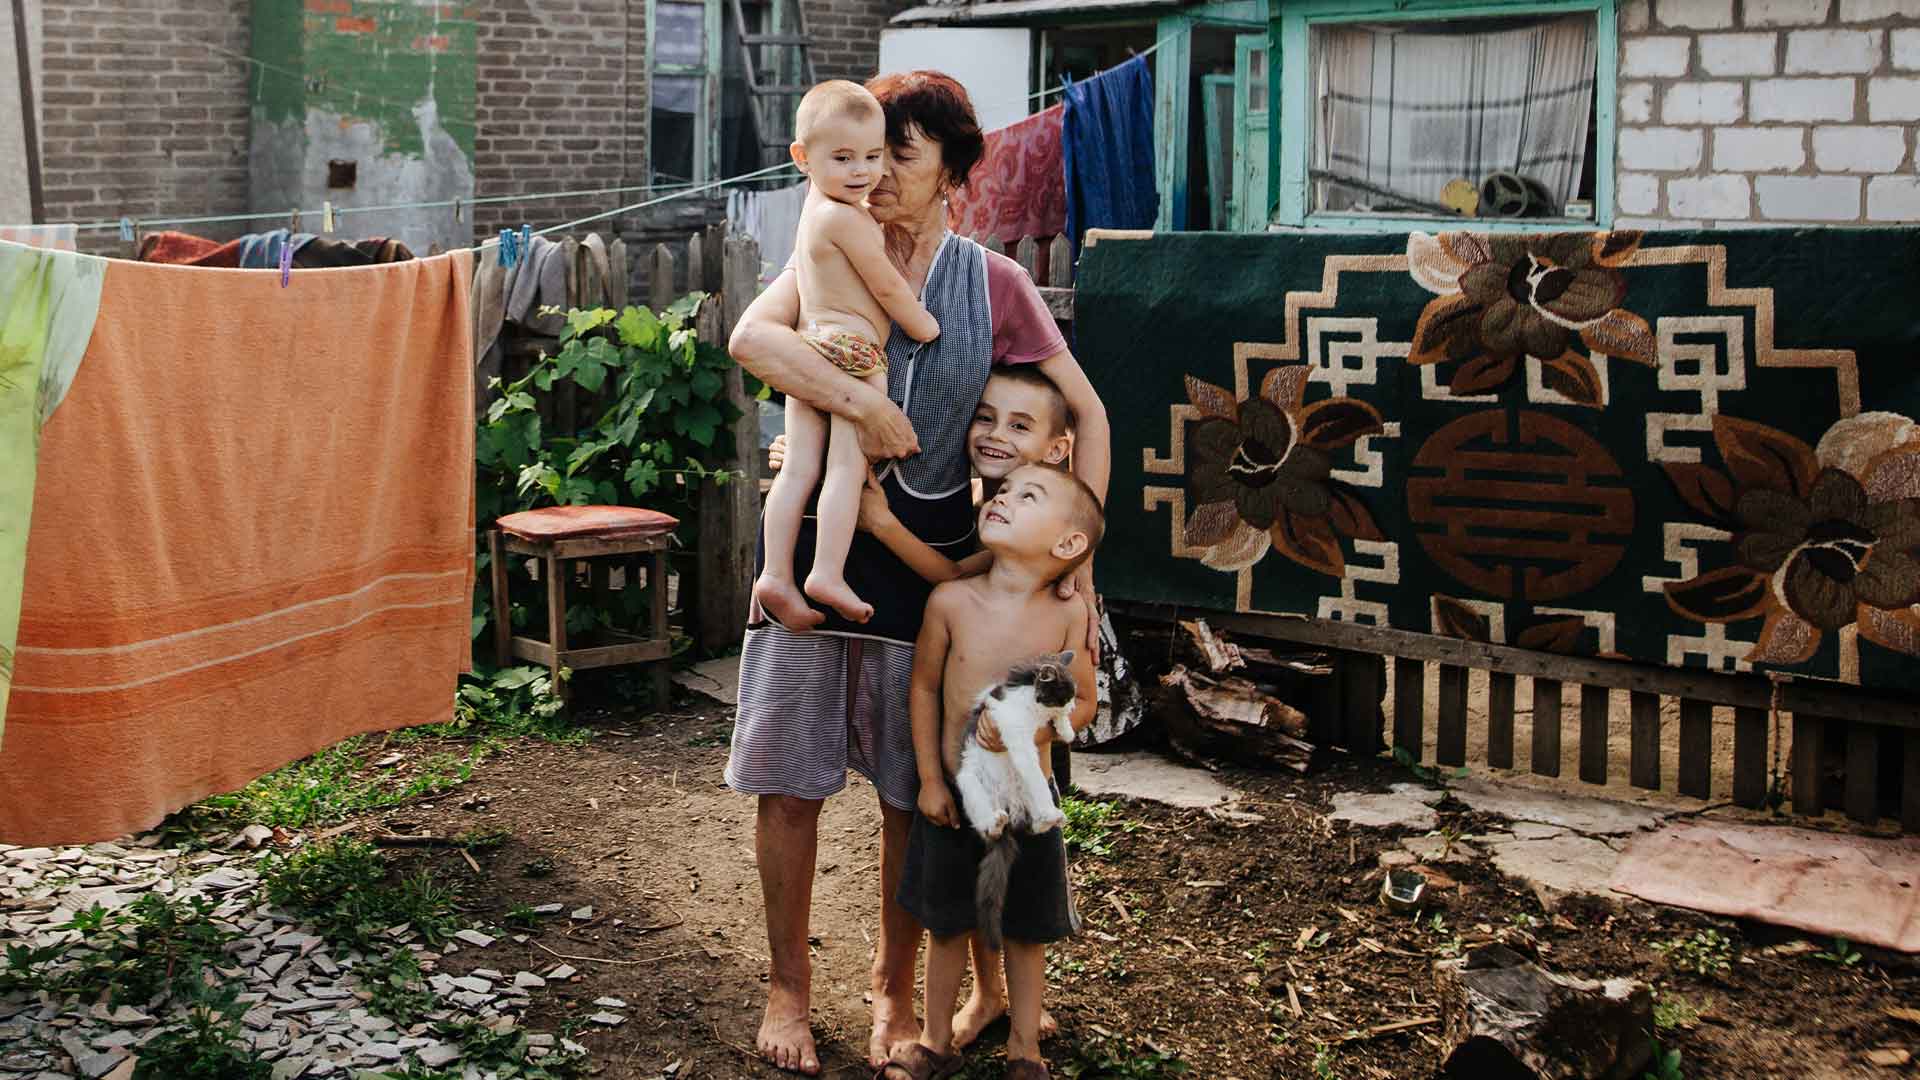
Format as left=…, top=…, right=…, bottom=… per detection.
left=856, top=471, right=895, bottom=534
left=855, top=394, right=920, bottom=461
left=768, top=433, right=788, bottom=473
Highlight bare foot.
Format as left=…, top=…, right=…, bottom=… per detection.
left=804, top=572, right=874, bottom=623
left=754, top=574, right=825, bottom=632
left=868, top=990, right=922, bottom=1067
left=951, top=990, right=1060, bottom=1049
left=758, top=986, right=820, bottom=1076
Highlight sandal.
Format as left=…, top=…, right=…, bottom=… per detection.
left=874, top=1044, right=964, bottom=1080
left=1005, top=1060, right=1051, bottom=1080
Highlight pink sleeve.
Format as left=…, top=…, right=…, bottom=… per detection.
left=984, top=249, right=1069, bottom=366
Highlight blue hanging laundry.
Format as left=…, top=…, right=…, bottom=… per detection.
left=1061, top=54, right=1159, bottom=258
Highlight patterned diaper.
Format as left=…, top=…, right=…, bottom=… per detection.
left=801, top=328, right=888, bottom=379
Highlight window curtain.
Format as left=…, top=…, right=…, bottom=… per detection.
left=1313, top=14, right=1596, bottom=213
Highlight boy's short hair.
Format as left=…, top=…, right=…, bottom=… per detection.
left=989, top=364, right=1073, bottom=436
left=1040, top=464, right=1104, bottom=575
left=796, top=80, right=882, bottom=145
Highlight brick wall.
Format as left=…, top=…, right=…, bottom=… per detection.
left=805, top=0, right=907, bottom=81
left=1615, top=0, right=1920, bottom=225
left=35, top=0, right=253, bottom=254
left=471, top=0, right=645, bottom=242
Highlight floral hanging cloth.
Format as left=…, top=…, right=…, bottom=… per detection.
left=947, top=104, right=1068, bottom=247
left=0, top=239, right=104, bottom=744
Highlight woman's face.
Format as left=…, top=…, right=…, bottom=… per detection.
left=866, top=122, right=947, bottom=228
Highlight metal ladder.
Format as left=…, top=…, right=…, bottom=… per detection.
left=729, top=0, right=817, bottom=172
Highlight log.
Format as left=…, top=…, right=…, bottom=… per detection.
left=1157, top=665, right=1313, bottom=772
left=1436, top=945, right=1654, bottom=1080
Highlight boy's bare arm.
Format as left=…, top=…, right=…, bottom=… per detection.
left=909, top=588, right=959, bottom=826
left=859, top=473, right=992, bottom=583
left=829, top=208, right=940, bottom=343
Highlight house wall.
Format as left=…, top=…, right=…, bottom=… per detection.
left=18, top=0, right=903, bottom=255
left=1614, top=0, right=1920, bottom=226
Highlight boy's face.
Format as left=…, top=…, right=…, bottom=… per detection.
left=969, top=375, right=1071, bottom=481
left=792, top=112, right=888, bottom=206
left=978, top=465, right=1087, bottom=566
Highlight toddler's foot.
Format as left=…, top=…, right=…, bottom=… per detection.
left=804, top=573, right=873, bottom=623
left=754, top=574, right=825, bottom=632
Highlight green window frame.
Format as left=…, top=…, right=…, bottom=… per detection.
left=1268, top=0, right=1617, bottom=232
left=646, top=0, right=726, bottom=186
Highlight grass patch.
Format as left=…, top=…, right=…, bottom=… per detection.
left=1057, top=1035, right=1190, bottom=1079
left=1061, top=796, right=1137, bottom=858
left=259, top=838, right=465, bottom=950
left=196, top=736, right=481, bottom=830
left=434, top=1019, right=588, bottom=1079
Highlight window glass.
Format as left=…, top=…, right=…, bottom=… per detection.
left=651, top=74, right=700, bottom=183
left=1309, top=13, right=1597, bottom=218
left=655, top=2, right=707, bottom=68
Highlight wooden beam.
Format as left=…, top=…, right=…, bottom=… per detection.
left=1678, top=698, right=1713, bottom=799
left=1628, top=690, right=1660, bottom=791
left=1532, top=678, right=1562, bottom=778
left=1105, top=602, right=1920, bottom=730
left=1579, top=684, right=1609, bottom=785
left=1436, top=664, right=1467, bottom=767
left=1486, top=671, right=1515, bottom=770
left=1732, top=704, right=1768, bottom=809
left=1037, top=286, right=1075, bottom=321
left=1391, top=656, right=1423, bottom=761
left=10, top=0, right=43, bottom=225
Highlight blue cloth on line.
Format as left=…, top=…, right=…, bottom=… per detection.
left=238, top=229, right=317, bottom=270
left=1061, top=54, right=1158, bottom=258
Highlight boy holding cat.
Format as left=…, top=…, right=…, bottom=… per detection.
left=884, top=463, right=1104, bottom=1080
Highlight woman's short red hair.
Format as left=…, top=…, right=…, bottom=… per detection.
left=864, top=70, right=986, bottom=189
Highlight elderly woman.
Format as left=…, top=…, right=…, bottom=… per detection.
left=724, top=71, right=1110, bottom=1074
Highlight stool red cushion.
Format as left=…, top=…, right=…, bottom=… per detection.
left=496, top=505, right=680, bottom=542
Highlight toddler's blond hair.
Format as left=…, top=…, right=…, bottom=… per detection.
left=795, top=80, right=883, bottom=146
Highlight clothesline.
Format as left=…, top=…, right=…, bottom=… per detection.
left=8, top=31, right=1181, bottom=242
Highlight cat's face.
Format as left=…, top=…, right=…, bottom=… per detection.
left=1011, top=651, right=1077, bottom=709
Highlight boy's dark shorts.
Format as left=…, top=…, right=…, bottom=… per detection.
left=896, top=788, right=1076, bottom=946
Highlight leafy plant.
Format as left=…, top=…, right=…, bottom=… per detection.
left=505, top=902, right=543, bottom=930
left=38, top=894, right=237, bottom=1006
left=1653, top=993, right=1702, bottom=1031
left=1643, top=1038, right=1685, bottom=1080
left=358, top=947, right=438, bottom=1025
left=132, top=983, right=270, bottom=1080
left=199, top=736, right=481, bottom=829
left=434, top=1018, right=589, bottom=1079
left=1311, top=1043, right=1341, bottom=1079
left=1393, top=746, right=1468, bottom=787
left=1061, top=796, right=1138, bottom=858
left=260, top=838, right=465, bottom=950
left=1653, top=929, right=1734, bottom=978
left=1057, top=1035, right=1189, bottom=1080
left=429, top=667, right=580, bottom=745
left=473, top=296, right=760, bottom=649
left=1814, top=937, right=1862, bottom=967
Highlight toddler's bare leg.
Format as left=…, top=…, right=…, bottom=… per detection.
left=916, top=932, right=970, bottom=1056
left=803, top=371, right=881, bottom=623
left=753, top=397, right=827, bottom=631
left=953, top=934, right=1060, bottom=1049
left=1003, top=941, right=1048, bottom=1063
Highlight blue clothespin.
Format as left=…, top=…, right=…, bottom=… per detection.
left=118, top=217, right=135, bottom=243
left=498, top=229, right=517, bottom=269
left=519, top=223, right=532, bottom=255
left=279, top=240, right=293, bottom=288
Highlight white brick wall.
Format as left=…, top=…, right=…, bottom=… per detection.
left=1617, top=0, right=1916, bottom=225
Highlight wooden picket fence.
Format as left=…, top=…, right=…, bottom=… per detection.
left=970, top=233, right=1077, bottom=322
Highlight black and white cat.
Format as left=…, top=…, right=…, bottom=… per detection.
left=956, top=651, right=1077, bottom=950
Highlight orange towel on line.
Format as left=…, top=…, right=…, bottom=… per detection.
left=0, top=252, right=476, bottom=843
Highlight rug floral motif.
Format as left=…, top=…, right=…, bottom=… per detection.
left=1077, top=227, right=1920, bottom=690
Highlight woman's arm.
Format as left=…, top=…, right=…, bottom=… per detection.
left=727, top=271, right=920, bottom=461
left=1036, top=348, right=1110, bottom=650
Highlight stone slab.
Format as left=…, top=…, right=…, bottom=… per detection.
left=1448, top=779, right=1664, bottom=836
left=1329, top=783, right=1444, bottom=830
left=1071, top=751, right=1244, bottom=809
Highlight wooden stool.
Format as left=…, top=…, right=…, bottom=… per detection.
left=489, top=505, right=679, bottom=704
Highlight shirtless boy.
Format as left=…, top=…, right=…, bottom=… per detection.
left=753, top=80, right=940, bottom=630
left=885, top=464, right=1105, bottom=1080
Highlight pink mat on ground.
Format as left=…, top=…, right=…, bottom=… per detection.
left=1610, top=821, right=1920, bottom=953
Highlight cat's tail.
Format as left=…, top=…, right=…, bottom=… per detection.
left=975, top=831, right=1020, bottom=953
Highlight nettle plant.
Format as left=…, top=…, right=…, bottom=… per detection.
left=474, top=294, right=763, bottom=646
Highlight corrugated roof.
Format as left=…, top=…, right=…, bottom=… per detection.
left=891, top=0, right=1183, bottom=26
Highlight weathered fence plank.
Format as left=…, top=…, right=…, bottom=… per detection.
left=1678, top=698, right=1713, bottom=799
left=1905, top=730, right=1920, bottom=833
left=1437, top=664, right=1467, bottom=767
left=1532, top=678, right=1563, bottom=778
left=1392, top=656, right=1423, bottom=761
left=1629, top=691, right=1661, bottom=791
left=1845, top=723, right=1878, bottom=825
left=1579, top=684, right=1609, bottom=785
left=1732, top=704, right=1768, bottom=809
left=1487, top=671, right=1515, bottom=770
left=1793, top=714, right=1825, bottom=817
left=650, top=244, right=676, bottom=312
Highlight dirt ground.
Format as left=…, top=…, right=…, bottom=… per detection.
left=344, top=688, right=1920, bottom=1080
